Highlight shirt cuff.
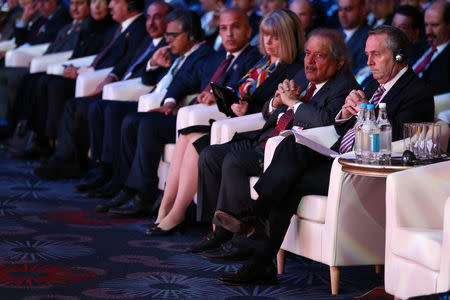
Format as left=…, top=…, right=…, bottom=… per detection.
left=108, top=73, right=119, bottom=81
left=163, top=98, right=176, bottom=105
left=146, top=60, right=159, bottom=71
left=268, top=98, right=275, bottom=113
left=335, top=109, right=352, bottom=124
left=15, top=19, right=26, bottom=28
left=293, top=101, right=302, bottom=114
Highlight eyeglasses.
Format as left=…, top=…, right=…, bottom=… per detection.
left=164, top=31, right=183, bottom=41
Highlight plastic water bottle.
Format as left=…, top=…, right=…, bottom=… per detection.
left=376, top=103, right=392, bottom=162
left=361, top=104, right=380, bottom=163
left=354, top=103, right=367, bottom=161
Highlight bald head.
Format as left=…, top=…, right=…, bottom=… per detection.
left=219, top=8, right=252, bottom=53
left=289, top=0, right=314, bottom=32
left=425, top=0, right=450, bottom=47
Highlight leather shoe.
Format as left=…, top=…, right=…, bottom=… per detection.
left=145, top=222, right=185, bottom=236
left=218, top=261, right=277, bottom=285
left=108, top=194, right=150, bottom=217
left=215, top=210, right=270, bottom=237
left=87, top=181, right=120, bottom=199
left=95, top=189, right=135, bottom=213
left=185, top=230, right=232, bottom=253
left=201, top=239, right=253, bottom=262
left=75, top=164, right=112, bottom=193
left=34, top=159, right=84, bottom=180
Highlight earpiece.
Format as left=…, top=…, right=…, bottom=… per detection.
left=394, top=49, right=405, bottom=63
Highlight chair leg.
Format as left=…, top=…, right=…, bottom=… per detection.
left=330, top=266, right=340, bottom=295
left=276, top=249, right=285, bottom=274
left=375, top=265, right=382, bottom=274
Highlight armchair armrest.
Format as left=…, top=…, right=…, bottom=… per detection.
left=46, top=54, right=96, bottom=75
left=29, top=50, right=73, bottom=73
left=210, top=113, right=265, bottom=145
left=75, top=67, right=113, bottom=97
left=438, top=197, right=450, bottom=292
left=434, top=92, right=450, bottom=117
left=5, top=42, right=50, bottom=67
left=137, top=91, right=164, bottom=112
left=0, top=39, right=16, bottom=51
left=102, top=77, right=153, bottom=101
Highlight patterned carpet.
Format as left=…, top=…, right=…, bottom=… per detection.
left=0, top=150, right=384, bottom=300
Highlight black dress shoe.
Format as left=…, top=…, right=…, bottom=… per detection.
left=108, top=194, right=150, bottom=217
left=215, top=210, right=270, bottom=237
left=201, top=239, right=253, bottom=262
left=185, top=228, right=232, bottom=253
left=218, top=261, right=277, bottom=285
left=75, top=164, right=112, bottom=193
left=87, top=181, right=120, bottom=199
left=34, top=159, right=85, bottom=180
left=95, top=189, right=135, bottom=213
left=145, top=222, right=185, bottom=236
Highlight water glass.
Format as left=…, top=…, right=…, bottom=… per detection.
left=430, top=123, right=442, bottom=158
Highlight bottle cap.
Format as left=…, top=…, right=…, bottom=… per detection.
left=379, top=103, right=386, bottom=109
left=360, top=103, right=367, bottom=108
left=367, top=104, right=374, bottom=110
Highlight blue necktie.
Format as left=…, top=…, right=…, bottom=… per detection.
left=123, top=42, right=156, bottom=80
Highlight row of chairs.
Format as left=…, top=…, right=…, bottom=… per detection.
left=5, top=41, right=450, bottom=299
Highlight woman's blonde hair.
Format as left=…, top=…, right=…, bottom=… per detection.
left=258, top=8, right=305, bottom=64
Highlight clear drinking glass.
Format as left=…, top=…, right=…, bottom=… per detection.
left=419, top=123, right=434, bottom=159
left=409, top=123, right=421, bottom=157
left=431, top=123, right=442, bottom=158
left=403, top=123, right=412, bottom=152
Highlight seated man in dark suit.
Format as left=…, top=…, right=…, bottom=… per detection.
left=187, top=29, right=360, bottom=258
left=32, top=0, right=163, bottom=177
left=231, top=0, right=260, bottom=40
left=0, top=0, right=23, bottom=41
left=0, top=0, right=91, bottom=137
left=289, top=0, right=321, bottom=37
left=392, top=5, right=428, bottom=65
left=13, top=0, right=71, bottom=47
left=412, top=0, right=450, bottom=96
left=367, top=0, right=395, bottom=28
left=93, top=9, right=259, bottom=216
left=337, top=0, right=369, bottom=75
left=72, top=0, right=174, bottom=192
left=214, top=25, right=435, bottom=285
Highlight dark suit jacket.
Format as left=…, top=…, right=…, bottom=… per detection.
left=95, top=14, right=147, bottom=70
left=247, top=57, right=304, bottom=115
left=333, top=67, right=435, bottom=151
left=44, top=18, right=89, bottom=54
left=110, top=36, right=166, bottom=80
left=341, top=24, right=369, bottom=75
left=420, top=43, right=450, bottom=96
left=164, top=45, right=262, bottom=101
left=248, top=68, right=360, bottom=143
left=70, top=17, right=116, bottom=59
left=15, top=6, right=71, bottom=46
left=162, top=43, right=214, bottom=105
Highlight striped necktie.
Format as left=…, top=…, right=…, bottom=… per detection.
left=414, top=47, right=437, bottom=75
left=91, top=25, right=122, bottom=68
left=339, top=85, right=385, bottom=154
left=123, top=42, right=156, bottom=80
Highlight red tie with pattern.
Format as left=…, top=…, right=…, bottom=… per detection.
left=414, top=47, right=437, bottom=75
left=203, top=54, right=235, bottom=92
left=91, top=26, right=122, bottom=68
left=263, top=84, right=316, bottom=147
left=29, top=17, right=48, bottom=42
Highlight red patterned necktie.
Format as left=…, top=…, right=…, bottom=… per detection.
left=300, top=83, right=316, bottom=103
left=29, top=17, right=48, bottom=42
left=91, top=25, right=122, bottom=68
left=203, top=54, right=234, bottom=92
left=414, top=47, right=437, bottom=75
left=339, top=85, right=386, bottom=153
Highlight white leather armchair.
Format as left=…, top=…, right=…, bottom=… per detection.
left=29, top=50, right=73, bottom=73
left=5, top=42, right=50, bottom=67
left=385, top=161, right=450, bottom=299
left=210, top=112, right=266, bottom=145
left=102, top=77, right=153, bottom=101
left=46, top=54, right=96, bottom=75
left=251, top=127, right=387, bottom=295
left=75, top=67, right=113, bottom=97
left=0, top=39, right=16, bottom=52
left=434, top=92, right=450, bottom=118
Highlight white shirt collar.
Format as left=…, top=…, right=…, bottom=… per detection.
left=152, top=36, right=163, bottom=47
left=376, top=66, right=408, bottom=100
left=121, top=13, right=142, bottom=32
left=343, top=26, right=358, bottom=42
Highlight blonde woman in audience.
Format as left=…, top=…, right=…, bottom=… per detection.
left=148, top=8, right=305, bottom=235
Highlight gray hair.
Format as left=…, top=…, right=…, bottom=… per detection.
left=369, top=25, right=410, bottom=62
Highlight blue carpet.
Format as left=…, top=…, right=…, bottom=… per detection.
left=0, top=151, right=384, bottom=299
